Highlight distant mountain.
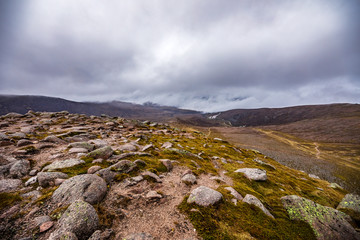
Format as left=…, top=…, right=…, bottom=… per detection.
left=205, top=103, right=360, bottom=127
left=0, top=95, right=200, bottom=121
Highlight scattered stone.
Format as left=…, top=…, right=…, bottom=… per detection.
left=309, top=174, right=320, bottom=179
left=37, top=172, right=68, bottom=187
left=235, top=168, right=267, bottom=181
left=253, top=158, right=276, bottom=170
left=141, top=171, right=162, bottom=183
left=118, top=143, right=137, bottom=152
left=40, top=221, right=54, bottom=232
left=88, top=165, right=102, bottom=174
left=52, top=174, right=107, bottom=205
left=68, top=142, right=94, bottom=151
left=181, top=173, right=197, bottom=185
left=21, top=190, right=41, bottom=200
left=123, top=175, right=144, bottom=187
left=16, top=139, right=33, bottom=147
left=89, top=139, right=108, bottom=149
left=160, top=159, right=173, bottom=171
left=9, top=132, right=27, bottom=139
left=224, top=187, right=243, bottom=200
left=43, top=135, right=65, bottom=144
left=9, top=160, right=30, bottom=178
left=328, top=182, right=343, bottom=189
left=50, top=200, right=99, bottom=240
left=25, top=176, right=37, bottom=186
left=69, top=147, right=89, bottom=153
left=110, top=160, right=136, bottom=173
left=281, top=195, right=359, bottom=240
left=29, top=169, right=38, bottom=176
left=243, top=194, right=274, bottom=218
left=0, top=179, right=22, bottom=192
left=146, top=190, right=162, bottom=199
left=187, top=186, right=223, bottom=207
left=161, top=142, right=173, bottom=149
left=87, top=146, right=113, bottom=160
left=92, top=158, right=103, bottom=164
left=123, top=232, right=154, bottom=240
left=43, top=159, right=85, bottom=171
left=141, top=144, right=153, bottom=151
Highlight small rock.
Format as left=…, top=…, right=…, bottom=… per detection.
left=21, top=190, right=41, bottom=200
left=161, top=142, right=173, bottom=149
left=88, top=139, right=108, bottom=149
left=88, top=165, right=102, bottom=174
left=88, top=230, right=101, bottom=240
left=4, top=112, right=23, bottom=118
left=141, top=171, right=162, bottom=183
left=243, top=194, right=274, bottom=218
left=224, top=187, right=243, bottom=200
left=29, top=169, right=38, bottom=176
left=25, top=176, right=38, bottom=186
left=43, top=159, right=85, bottom=171
left=17, top=139, right=33, bottom=147
left=146, top=190, right=162, bottom=199
left=40, top=221, right=54, bottom=232
left=54, top=178, right=66, bottom=186
left=160, top=159, right=173, bottom=171
left=123, top=175, right=144, bottom=187
left=118, top=143, right=137, bottom=152
left=337, top=193, right=360, bottom=215
left=68, top=142, right=94, bottom=151
left=110, top=160, right=136, bottom=173
left=328, top=182, right=343, bottom=189
left=309, top=174, right=320, bottom=179
left=134, top=159, right=146, bottom=167
left=37, top=172, right=68, bottom=188
left=181, top=174, right=197, bottom=185
left=187, top=186, right=223, bottom=207
left=33, top=215, right=51, bottom=227
left=69, top=148, right=89, bottom=154
left=43, top=135, right=65, bottom=144
left=141, top=144, right=153, bottom=152
left=87, top=146, right=113, bottom=160
left=235, top=168, right=267, bottom=181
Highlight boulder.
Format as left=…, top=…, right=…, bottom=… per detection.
left=87, top=146, right=113, bottom=160
left=181, top=174, right=197, bottom=185
left=9, top=160, right=30, bottom=178
left=235, top=168, right=267, bottom=181
left=0, top=179, right=22, bottom=192
left=52, top=174, right=107, bottom=205
left=281, top=195, right=359, bottom=240
left=50, top=200, right=99, bottom=240
left=37, top=172, right=68, bottom=187
left=95, top=168, right=117, bottom=183
left=242, top=194, right=274, bottom=218
left=43, top=159, right=85, bottom=171
left=187, top=186, right=223, bottom=207
left=68, top=142, right=94, bottom=151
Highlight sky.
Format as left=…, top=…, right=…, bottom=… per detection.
left=0, top=0, right=359, bottom=112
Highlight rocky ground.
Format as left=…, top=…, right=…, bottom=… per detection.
left=0, top=111, right=359, bottom=240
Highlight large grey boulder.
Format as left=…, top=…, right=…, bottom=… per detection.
left=242, top=194, right=274, bottom=218
left=49, top=200, right=99, bottom=240
left=187, top=186, right=223, bottom=207
left=37, top=172, right=68, bottom=187
left=43, top=159, right=85, bottom=171
left=86, top=146, right=113, bottom=160
left=52, top=174, right=107, bottom=205
left=235, top=168, right=267, bottom=181
left=0, top=179, right=22, bottom=192
left=281, top=195, right=360, bottom=240
left=9, top=160, right=30, bottom=178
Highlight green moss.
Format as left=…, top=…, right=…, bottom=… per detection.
left=50, top=204, right=70, bottom=220
left=0, top=192, right=21, bottom=211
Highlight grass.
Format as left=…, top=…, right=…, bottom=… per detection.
left=0, top=192, right=21, bottom=211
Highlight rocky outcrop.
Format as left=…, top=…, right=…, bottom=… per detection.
left=281, top=195, right=360, bottom=240
left=49, top=200, right=99, bottom=240
left=52, top=174, right=107, bottom=205
left=235, top=168, right=267, bottom=181
left=187, top=186, right=223, bottom=207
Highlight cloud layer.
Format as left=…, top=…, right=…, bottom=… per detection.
left=1, top=0, right=359, bottom=112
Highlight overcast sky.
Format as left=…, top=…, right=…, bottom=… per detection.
left=0, top=0, right=359, bottom=112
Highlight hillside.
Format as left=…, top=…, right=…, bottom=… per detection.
left=0, top=111, right=359, bottom=239
left=0, top=95, right=200, bottom=121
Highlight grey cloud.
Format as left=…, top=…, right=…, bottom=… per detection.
left=0, top=0, right=359, bottom=111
